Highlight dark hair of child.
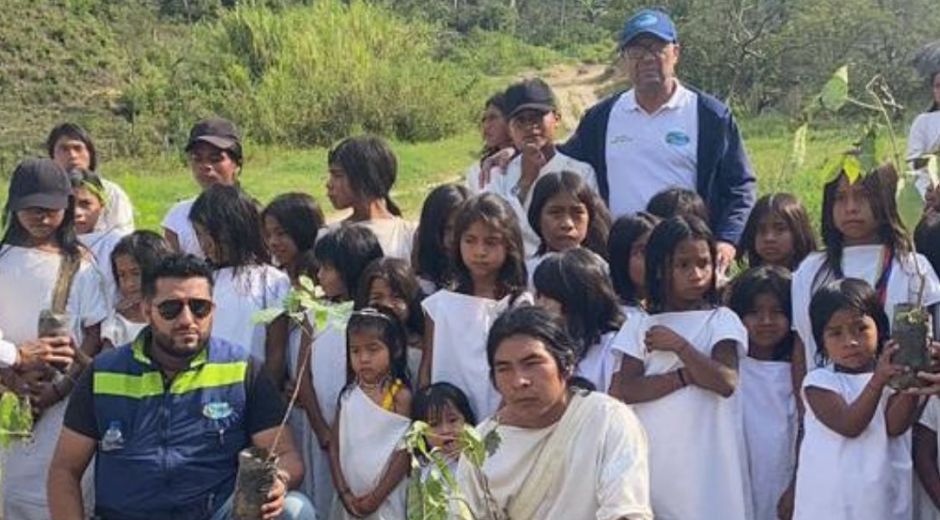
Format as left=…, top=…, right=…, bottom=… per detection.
left=47, top=122, right=98, bottom=170
left=412, top=382, right=477, bottom=426
left=414, top=183, right=471, bottom=287
left=355, top=257, right=426, bottom=337
left=644, top=215, right=719, bottom=313
left=533, top=248, right=624, bottom=359
left=915, top=212, right=940, bottom=277
left=110, top=230, right=174, bottom=288
left=608, top=212, right=660, bottom=305
left=67, top=168, right=106, bottom=200
left=189, top=185, right=269, bottom=273
left=646, top=187, right=710, bottom=223
left=809, top=278, right=890, bottom=368
left=450, top=193, right=527, bottom=300
left=820, top=164, right=912, bottom=277
left=344, top=305, right=411, bottom=389
left=327, top=135, right=402, bottom=216
left=527, top=171, right=612, bottom=259
left=728, top=265, right=795, bottom=361
left=929, top=70, right=940, bottom=113
left=261, top=192, right=325, bottom=255
left=314, top=224, right=384, bottom=300
left=737, top=192, right=817, bottom=269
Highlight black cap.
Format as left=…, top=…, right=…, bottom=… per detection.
left=504, top=78, right=558, bottom=119
left=185, top=117, right=241, bottom=152
left=7, top=158, right=71, bottom=212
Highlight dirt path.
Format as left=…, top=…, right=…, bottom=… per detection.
left=535, top=62, right=623, bottom=136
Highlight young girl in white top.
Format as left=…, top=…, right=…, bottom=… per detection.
left=525, top=170, right=611, bottom=288
left=792, top=164, right=940, bottom=379
left=0, top=158, right=108, bottom=518
left=907, top=71, right=940, bottom=196
left=420, top=193, right=530, bottom=421
left=611, top=215, right=752, bottom=520
left=533, top=248, right=624, bottom=393
left=413, top=183, right=470, bottom=294
left=608, top=211, right=660, bottom=321
left=794, top=278, right=921, bottom=520
left=189, top=185, right=291, bottom=385
left=299, top=225, right=384, bottom=516
left=101, top=231, right=172, bottom=349
left=70, top=168, right=130, bottom=300
left=329, top=306, right=413, bottom=519
left=324, top=135, right=417, bottom=262
left=728, top=265, right=799, bottom=520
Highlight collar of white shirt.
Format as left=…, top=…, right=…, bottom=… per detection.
left=621, top=81, right=694, bottom=115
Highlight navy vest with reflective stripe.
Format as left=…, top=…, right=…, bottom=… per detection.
left=92, top=332, right=251, bottom=520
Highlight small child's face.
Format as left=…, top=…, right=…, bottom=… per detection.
left=193, top=223, right=221, bottom=264
left=742, top=293, right=790, bottom=358
left=317, top=263, right=347, bottom=299
left=509, top=109, right=558, bottom=150
left=72, top=187, right=102, bottom=235
left=822, top=308, right=879, bottom=370
left=325, top=165, right=355, bottom=210
left=15, top=208, right=65, bottom=243
left=368, top=278, right=409, bottom=323
left=348, top=329, right=391, bottom=385
left=535, top=293, right=564, bottom=317
left=263, top=216, right=298, bottom=268
left=629, top=230, right=652, bottom=292
left=667, top=238, right=713, bottom=307
left=427, top=403, right=467, bottom=458
left=114, top=254, right=142, bottom=301
left=460, top=221, right=507, bottom=282
left=755, top=213, right=794, bottom=268
left=481, top=105, right=510, bottom=150
left=539, top=192, right=588, bottom=253
left=832, top=176, right=878, bottom=245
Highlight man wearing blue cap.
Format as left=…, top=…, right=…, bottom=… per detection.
left=560, top=8, right=756, bottom=272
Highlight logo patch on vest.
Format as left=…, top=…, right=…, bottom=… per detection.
left=203, top=401, right=234, bottom=420
left=665, top=130, right=691, bottom=146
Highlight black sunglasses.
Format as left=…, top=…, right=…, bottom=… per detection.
left=156, top=298, right=214, bottom=320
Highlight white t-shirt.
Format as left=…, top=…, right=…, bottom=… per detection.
left=96, top=178, right=135, bottom=235
left=908, top=112, right=940, bottom=197
left=324, top=218, right=418, bottom=263
left=605, top=83, right=699, bottom=218
left=792, top=246, right=940, bottom=368
left=794, top=369, right=911, bottom=520
left=574, top=331, right=620, bottom=393
left=916, top=397, right=940, bottom=520
left=611, top=307, right=752, bottom=520
left=483, top=150, right=598, bottom=258
left=457, top=392, right=653, bottom=520
left=161, top=198, right=203, bottom=257
left=0, top=245, right=108, bottom=511
left=101, top=312, right=147, bottom=348
left=0, top=328, right=15, bottom=367
left=211, top=264, right=291, bottom=361
left=79, top=228, right=127, bottom=304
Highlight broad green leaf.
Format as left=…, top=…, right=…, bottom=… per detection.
left=821, top=155, right=844, bottom=184
left=790, top=123, right=808, bottom=172
left=251, top=307, right=284, bottom=325
left=298, top=275, right=315, bottom=293
left=0, top=392, right=33, bottom=448
left=896, top=174, right=924, bottom=233
left=820, top=65, right=849, bottom=112
left=856, top=124, right=879, bottom=174
left=842, top=155, right=862, bottom=184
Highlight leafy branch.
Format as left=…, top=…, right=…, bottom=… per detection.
left=0, top=391, right=33, bottom=448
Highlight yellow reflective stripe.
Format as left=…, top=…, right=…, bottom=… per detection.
left=94, top=361, right=248, bottom=398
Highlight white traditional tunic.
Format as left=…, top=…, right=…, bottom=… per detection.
left=611, top=307, right=752, bottom=520
left=456, top=391, right=652, bottom=520
left=423, top=290, right=531, bottom=420
left=96, top=178, right=136, bottom=234
left=574, top=331, right=620, bottom=393
left=0, top=246, right=108, bottom=519
left=161, top=198, right=202, bottom=256
left=916, top=397, right=940, bottom=520
left=100, top=312, right=147, bottom=348
left=741, top=357, right=797, bottom=520
left=330, top=386, right=411, bottom=520
left=210, top=264, right=291, bottom=361
left=79, top=227, right=127, bottom=303
left=792, top=246, right=940, bottom=369
left=793, top=369, right=912, bottom=520
left=324, top=218, right=418, bottom=263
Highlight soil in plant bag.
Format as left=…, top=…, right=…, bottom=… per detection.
left=233, top=447, right=279, bottom=520
left=889, top=304, right=932, bottom=390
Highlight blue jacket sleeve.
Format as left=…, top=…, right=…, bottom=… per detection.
left=711, top=110, right=756, bottom=245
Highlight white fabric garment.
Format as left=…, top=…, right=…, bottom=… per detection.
left=907, top=112, right=940, bottom=197
left=456, top=392, right=653, bottom=520
left=79, top=227, right=127, bottom=304
left=161, top=198, right=203, bottom=256
left=423, top=290, right=532, bottom=420
left=482, top=150, right=598, bottom=258
left=100, top=312, right=147, bottom=348
left=0, top=246, right=108, bottom=517
left=793, top=369, right=912, bottom=520
left=740, top=357, right=797, bottom=520
left=611, top=307, right=752, bottom=520
left=574, top=331, right=621, bottom=393
left=605, top=83, right=700, bottom=218
left=0, top=327, right=17, bottom=368
left=286, top=318, right=317, bottom=500
left=330, top=386, right=410, bottom=520
left=210, top=265, right=290, bottom=361
left=916, top=397, right=940, bottom=520
left=96, top=178, right=135, bottom=234
left=416, top=276, right=438, bottom=296
left=792, top=246, right=940, bottom=369
left=323, top=218, right=418, bottom=263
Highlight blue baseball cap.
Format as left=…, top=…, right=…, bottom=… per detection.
left=619, top=9, right=678, bottom=49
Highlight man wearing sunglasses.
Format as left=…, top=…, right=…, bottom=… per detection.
left=48, top=255, right=315, bottom=520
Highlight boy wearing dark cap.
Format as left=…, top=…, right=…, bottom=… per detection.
left=482, top=78, right=599, bottom=258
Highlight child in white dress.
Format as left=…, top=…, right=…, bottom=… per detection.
left=608, top=212, right=660, bottom=321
